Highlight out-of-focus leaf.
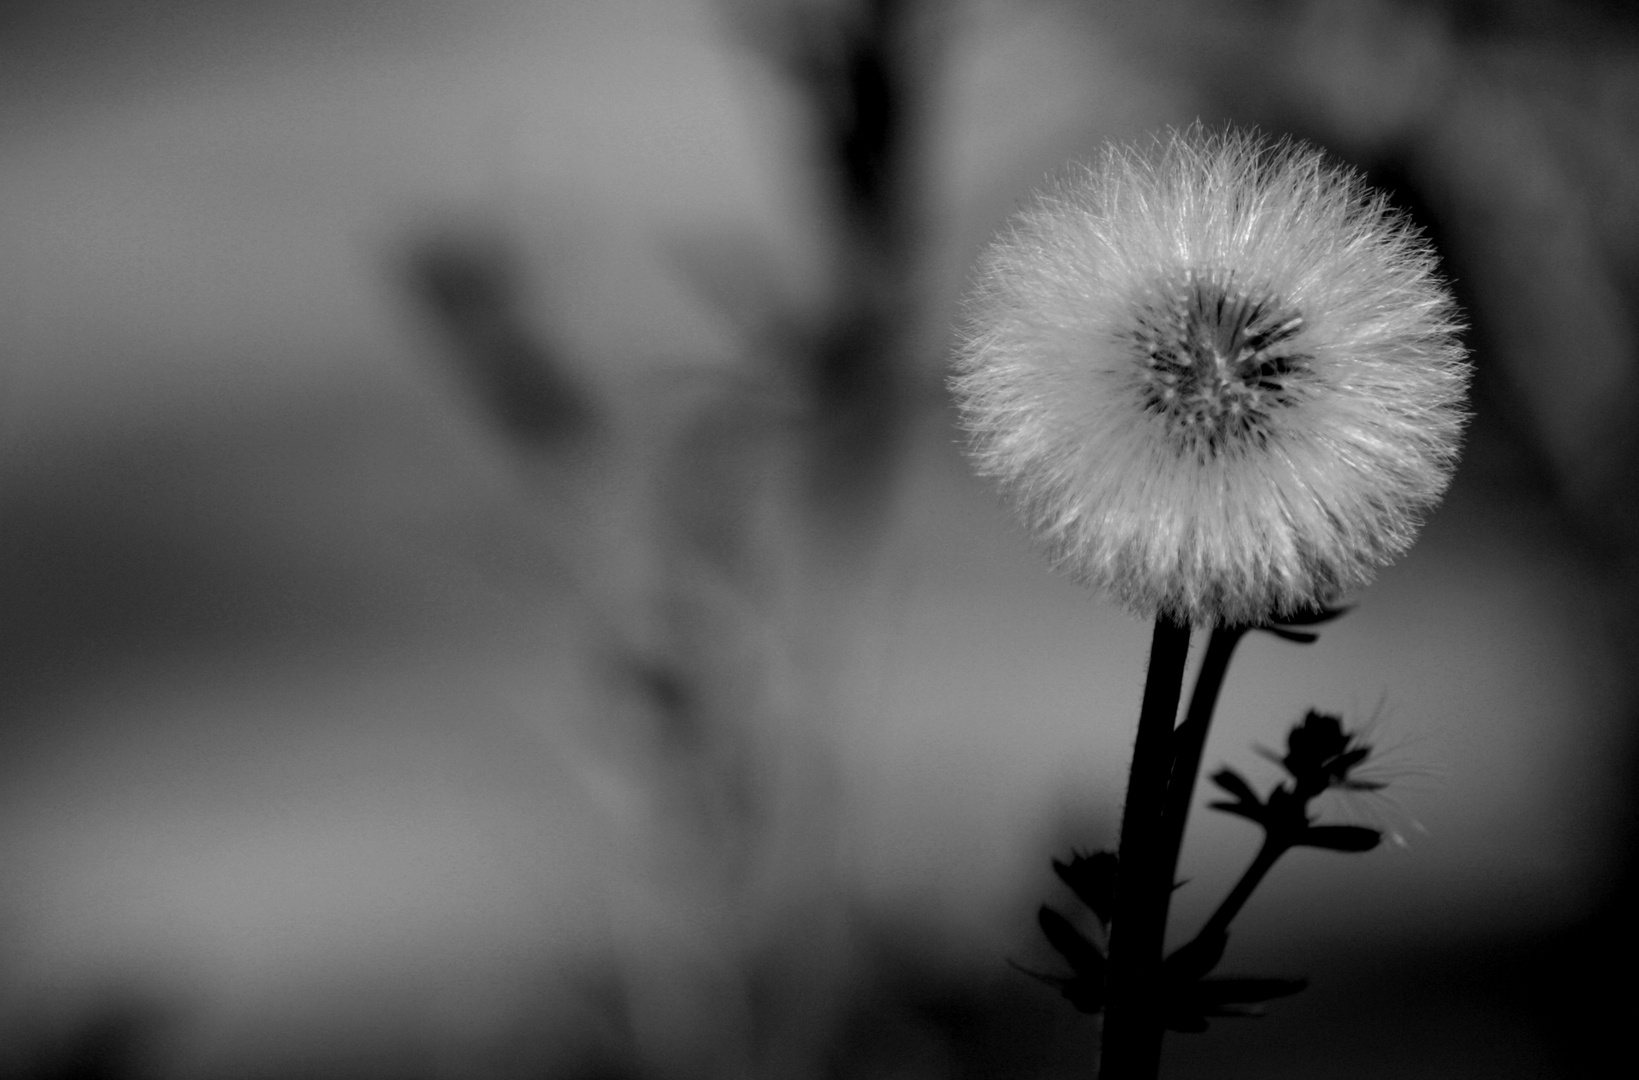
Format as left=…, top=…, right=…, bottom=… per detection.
left=1295, top=824, right=1382, bottom=852
left=1037, top=906, right=1105, bottom=981
left=1164, top=929, right=1227, bottom=984
left=1165, top=973, right=1308, bottom=1030
left=1052, top=850, right=1117, bottom=925
left=1008, top=960, right=1104, bottom=1015
left=1195, top=977, right=1308, bottom=1006
left=1165, top=1007, right=1212, bottom=1033
left=1019, top=905, right=1107, bottom=1014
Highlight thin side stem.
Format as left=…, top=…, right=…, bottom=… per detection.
left=1156, top=624, right=1247, bottom=930
left=1099, top=613, right=1192, bottom=1080
left=1197, top=835, right=1286, bottom=945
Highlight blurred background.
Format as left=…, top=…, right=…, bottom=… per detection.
left=1, top=1, right=1636, bottom=1077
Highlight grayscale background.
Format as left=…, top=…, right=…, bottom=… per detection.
left=1, top=2, right=1634, bottom=1077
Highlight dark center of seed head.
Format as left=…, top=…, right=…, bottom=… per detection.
left=1129, top=269, right=1310, bottom=455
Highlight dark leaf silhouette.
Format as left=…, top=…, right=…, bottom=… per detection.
left=1164, top=928, right=1227, bottom=984
left=1038, top=905, right=1105, bottom=981
left=1254, top=604, right=1350, bottom=644
left=402, top=232, right=596, bottom=446
left=1208, top=768, right=1269, bottom=825
left=1209, top=768, right=1258, bottom=804
left=1165, top=974, right=1308, bottom=1030
left=1271, top=604, right=1352, bottom=626
left=1165, top=1007, right=1213, bottom=1033
left=1261, top=625, right=1320, bottom=643
left=1200, top=976, right=1307, bottom=1002
left=1017, top=905, right=1107, bottom=1014
left=1052, top=850, right=1117, bottom=925
left=1010, top=960, right=1105, bottom=1015
left=1276, top=710, right=1380, bottom=795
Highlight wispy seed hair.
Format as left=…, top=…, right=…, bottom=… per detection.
left=952, top=126, right=1470, bottom=625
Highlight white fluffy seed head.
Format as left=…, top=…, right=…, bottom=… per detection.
left=952, top=127, right=1470, bottom=626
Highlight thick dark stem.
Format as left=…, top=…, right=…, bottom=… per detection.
left=1156, top=624, right=1247, bottom=927
left=1099, top=614, right=1192, bottom=1080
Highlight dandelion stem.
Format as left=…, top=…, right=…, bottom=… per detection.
left=1100, top=613, right=1191, bottom=1080
left=1157, top=624, right=1248, bottom=925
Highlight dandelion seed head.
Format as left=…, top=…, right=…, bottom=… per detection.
left=1130, top=268, right=1311, bottom=458
left=953, top=126, right=1470, bottom=625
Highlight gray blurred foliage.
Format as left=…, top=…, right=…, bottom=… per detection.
left=1, top=1, right=1636, bottom=1078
